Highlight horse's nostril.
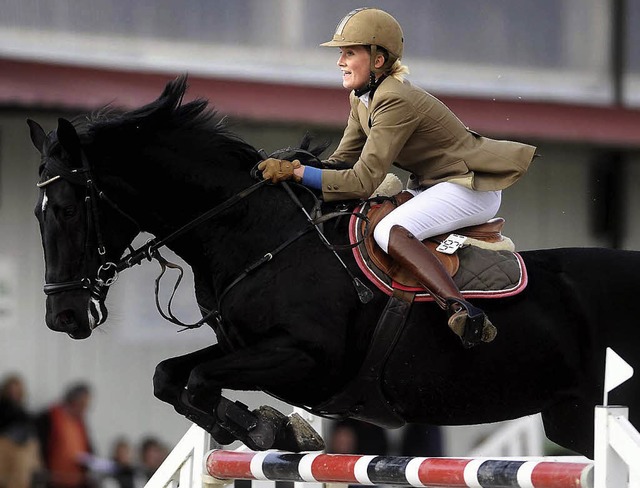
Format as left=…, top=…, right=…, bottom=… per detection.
left=58, top=310, right=76, bottom=326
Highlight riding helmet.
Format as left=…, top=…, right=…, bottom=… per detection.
left=320, top=7, right=404, bottom=73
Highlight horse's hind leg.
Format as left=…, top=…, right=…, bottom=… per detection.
left=541, top=396, right=595, bottom=458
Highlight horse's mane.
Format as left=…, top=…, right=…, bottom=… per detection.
left=76, top=75, right=260, bottom=170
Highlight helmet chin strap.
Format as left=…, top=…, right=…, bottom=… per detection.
left=370, top=45, right=379, bottom=73
left=353, top=45, right=385, bottom=97
left=353, top=72, right=385, bottom=98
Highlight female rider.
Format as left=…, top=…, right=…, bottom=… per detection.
left=258, top=8, right=536, bottom=347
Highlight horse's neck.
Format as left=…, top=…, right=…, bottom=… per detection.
left=100, top=153, right=245, bottom=258
left=171, top=184, right=316, bottom=291
left=118, top=156, right=250, bottom=226
left=101, top=150, right=322, bottom=296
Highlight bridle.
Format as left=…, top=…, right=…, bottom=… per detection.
left=38, top=150, right=122, bottom=303
left=38, top=145, right=269, bottom=291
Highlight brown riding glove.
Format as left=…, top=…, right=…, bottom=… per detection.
left=257, top=158, right=302, bottom=183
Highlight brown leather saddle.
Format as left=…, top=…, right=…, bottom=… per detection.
left=363, top=191, right=512, bottom=288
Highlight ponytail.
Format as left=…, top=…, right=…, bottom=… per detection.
left=387, top=59, right=410, bottom=82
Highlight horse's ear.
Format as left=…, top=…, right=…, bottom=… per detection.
left=310, top=139, right=332, bottom=158
left=298, top=133, right=312, bottom=151
left=27, top=119, right=46, bottom=153
left=56, top=118, right=82, bottom=166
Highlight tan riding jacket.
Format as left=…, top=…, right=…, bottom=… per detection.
left=322, top=76, right=536, bottom=202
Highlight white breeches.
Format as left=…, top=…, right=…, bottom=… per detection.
left=373, top=181, right=502, bottom=253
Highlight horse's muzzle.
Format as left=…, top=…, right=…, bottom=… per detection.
left=45, top=293, right=105, bottom=339
left=46, top=308, right=92, bottom=339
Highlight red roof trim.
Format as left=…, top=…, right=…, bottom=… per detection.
left=2, top=58, right=640, bottom=146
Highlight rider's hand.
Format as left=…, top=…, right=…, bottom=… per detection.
left=257, top=158, right=302, bottom=183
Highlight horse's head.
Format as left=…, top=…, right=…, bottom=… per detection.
left=30, top=118, right=139, bottom=339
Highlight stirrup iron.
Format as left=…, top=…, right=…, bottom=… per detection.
left=446, top=298, right=496, bottom=348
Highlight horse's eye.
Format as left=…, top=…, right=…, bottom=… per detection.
left=63, top=205, right=77, bottom=218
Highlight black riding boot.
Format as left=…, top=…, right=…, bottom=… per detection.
left=387, top=225, right=497, bottom=347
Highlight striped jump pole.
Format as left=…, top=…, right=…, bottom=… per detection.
left=205, top=450, right=594, bottom=488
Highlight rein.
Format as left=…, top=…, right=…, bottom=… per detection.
left=115, top=178, right=271, bottom=331
left=115, top=178, right=269, bottom=274
left=259, top=147, right=373, bottom=302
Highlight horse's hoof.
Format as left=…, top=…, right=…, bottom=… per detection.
left=252, top=405, right=325, bottom=452
left=277, top=412, right=325, bottom=452
left=240, top=405, right=284, bottom=450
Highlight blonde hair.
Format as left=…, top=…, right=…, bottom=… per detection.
left=387, top=59, right=410, bottom=81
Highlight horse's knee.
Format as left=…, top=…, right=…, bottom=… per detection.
left=185, top=368, right=226, bottom=410
left=153, top=362, right=180, bottom=403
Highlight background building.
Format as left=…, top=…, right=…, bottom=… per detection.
left=1, top=0, right=639, bottom=460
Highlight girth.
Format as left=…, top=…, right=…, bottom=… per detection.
left=312, top=293, right=410, bottom=429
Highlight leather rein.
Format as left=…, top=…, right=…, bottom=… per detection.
left=38, top=146, right=372, bottom=335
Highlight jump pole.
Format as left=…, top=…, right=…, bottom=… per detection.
left=205, top=450, right=593, bottom=488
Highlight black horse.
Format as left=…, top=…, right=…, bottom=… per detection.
left=30, top=76, right=639, bottom=458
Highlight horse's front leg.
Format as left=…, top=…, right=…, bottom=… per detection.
left=185, top=335, right=323, bottom=452
left=152, top=344, right=236, bottom=445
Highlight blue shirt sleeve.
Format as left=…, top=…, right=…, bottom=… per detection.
left=301, top=165, right=323, bottom=189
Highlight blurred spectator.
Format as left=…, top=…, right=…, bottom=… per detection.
left=102, top=437, right=145, bottom=488
left=36, top=383, right=95, bottom=488
left=328, top=421, right=358, bottom=454
left=327, top=419, right=388, bottom=488
left=399, top=424, right=443, bottom=457
left=0, top=374, right=42, bottom=488
left=138, top=436, right=168, bottom=481
left=110, top=438, right=135, bottom=488
left=327, top=419, right=388, bottom=455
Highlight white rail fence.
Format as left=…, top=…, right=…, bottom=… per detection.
left=144, top=422, right=213, bottom=488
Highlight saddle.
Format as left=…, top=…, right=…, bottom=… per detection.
left=364, top=192, right=514, bottom=287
